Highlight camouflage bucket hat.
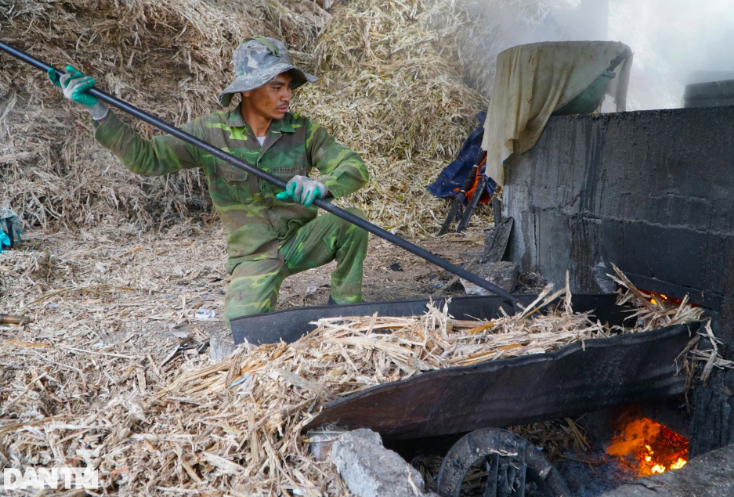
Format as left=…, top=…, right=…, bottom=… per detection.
left=219, top=37, right=317, bottom=107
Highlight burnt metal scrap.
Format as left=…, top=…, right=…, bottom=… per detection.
left=437, top=428, right=571, bottom=497
left=304, top=322, right=697, bottom=440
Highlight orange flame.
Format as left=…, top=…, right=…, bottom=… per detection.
left=606, top=417, right=688, bottom=476
left=642, top=290, right=696, bottom=309
left=647, top=292, right=673, bottom=306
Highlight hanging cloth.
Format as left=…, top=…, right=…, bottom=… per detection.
left=481, top=41, right=632, bottom=186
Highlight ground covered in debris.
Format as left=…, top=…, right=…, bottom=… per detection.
left=1, top=223, right=720, bottom=495
left=1, top=223, right=498, bottom=341
left=1, top=0, right=730, bottom=495
left=1, top=223, right=493, bottom=495
left=0, top=221, right=543, bottom=494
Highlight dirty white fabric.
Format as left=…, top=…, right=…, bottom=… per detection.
left=481, top=41, right=632, bottom=186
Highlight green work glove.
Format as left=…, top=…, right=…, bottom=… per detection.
left=276, top=175, right=327, bottom=207
left=47, top=67, right=62, bottom=87
left=48, top=65, right=109, bottom=120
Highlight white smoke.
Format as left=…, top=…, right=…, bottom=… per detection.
left=609, top=0, right=734, bottom=110
left=470, top=0, right=734, bottom=110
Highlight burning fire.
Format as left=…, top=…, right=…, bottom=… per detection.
left=646, top=291, right=679, bottom=306
left=606, top=417, right=688, bottom=476
left=650, top=294, right=667, bottom=305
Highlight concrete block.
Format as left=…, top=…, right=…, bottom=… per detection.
left=328, top=429, right=438, bottom=497
left=460, top=261, right=518, bottom=296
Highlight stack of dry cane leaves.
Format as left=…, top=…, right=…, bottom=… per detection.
left=2, top=268, right=724, bottom=495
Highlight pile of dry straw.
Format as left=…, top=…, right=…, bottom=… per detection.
left=1, top=262, right=726, bottom=495
left=2, top=0, right=576, bottom=235
left=1, top=0, right=526, bottom=237
left=295, top=0, right=487, bottom=235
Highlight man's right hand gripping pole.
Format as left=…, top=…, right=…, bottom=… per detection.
left=276, top=175, right=328, bottom=207
left=48, top=65, right=110, bottom=121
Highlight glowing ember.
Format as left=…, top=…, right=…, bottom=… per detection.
left=643, top=290, right=692, bottom=308
left=606, top=417, right=688, bottom=476
left=647, top=292, right=673, bottom=306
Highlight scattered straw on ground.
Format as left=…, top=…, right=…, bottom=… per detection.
left=1, top=260, right=716, bottom=495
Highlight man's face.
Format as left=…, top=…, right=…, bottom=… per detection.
left=242, top=72, right=293, bottom=120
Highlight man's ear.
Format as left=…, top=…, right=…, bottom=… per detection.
left=241, top=90, right=252, bottom=99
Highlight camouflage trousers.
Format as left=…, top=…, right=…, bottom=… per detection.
left=224, top=207, right=368, bottom=327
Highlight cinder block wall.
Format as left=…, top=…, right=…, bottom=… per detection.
left=504, top=106, right=734, bottom=346
left=502, top=105, right=734, bottom=455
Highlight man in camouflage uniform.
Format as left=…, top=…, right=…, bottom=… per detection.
left=50, top=38, right=369, bottom=327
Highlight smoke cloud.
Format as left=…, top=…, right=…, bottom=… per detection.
left=470, top=0, right=734, bottom=110
left=609, top=0, right=734, bottom=109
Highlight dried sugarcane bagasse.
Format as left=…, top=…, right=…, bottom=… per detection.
left=1, top=259, right=728, bottom=495
left=1, top=0, right=496, bottom=238
left=2, top=0, right=732, bottom=495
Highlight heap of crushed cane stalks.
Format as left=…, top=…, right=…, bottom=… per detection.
left=1, top=0, right=334, bottom=231
left=2, top=264, right=727, bottom=495
left=294, top=0, right=488, bottom=235
left=1, top=0, right=495, bottom=236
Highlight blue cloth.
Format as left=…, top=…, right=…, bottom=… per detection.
left=428, top=111, right=497, bottom=200
left=0, top=207, right=21, bottom=252
left=0, top=230, right=10, bottom=253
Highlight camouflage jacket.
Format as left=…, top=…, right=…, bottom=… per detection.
left=94, top=108, right=368, bottom=270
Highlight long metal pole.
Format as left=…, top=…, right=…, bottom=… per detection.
left=0, top=40, right=519, bottom=306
